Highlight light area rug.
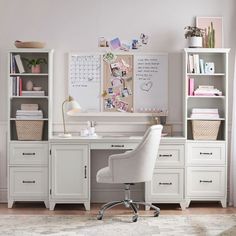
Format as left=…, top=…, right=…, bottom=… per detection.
left=0, top=214, right=236, bottom=236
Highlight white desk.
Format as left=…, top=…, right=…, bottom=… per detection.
left=49, top=135, right=186, bottom=210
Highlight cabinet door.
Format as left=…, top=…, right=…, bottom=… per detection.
left=51, top=144, right=89, bottom=200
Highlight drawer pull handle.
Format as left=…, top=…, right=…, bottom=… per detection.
left=159, top=182, right=172, bottom=185
left=22, top=152, right=36, bottom=156
left=111, top=145, right=124, bottom=148
left=159, top=154, right=173, bottom=157
left=84, top=166, right=87, bottom=179
left=200, top=152, right=212, bottom=156
left=22, top=180, right=36, bottom=184
left=200, top=180, right=213, bottom=183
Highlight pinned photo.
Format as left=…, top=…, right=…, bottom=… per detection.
left=103, top=52, right=117, bottom=63
left=132, top=39, right=139, bottom=49
left=105, top=98, right=115, bottom=109
left=109, top=37, right=121, bottom=50
left=98, top=37, right=109, bottom=47
left=108, top=87, right=113, bottom=94
left=111, top=77, right=122, bottom=87
left=122, top=87, right=129, bottom=97
left=140, top=33, right=149, bottom=45
left=117, top=100, right=129, bottom=112
left=120, top=42, right=131, bottom=51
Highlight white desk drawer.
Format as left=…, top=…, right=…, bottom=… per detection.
left=186, top=167, right=225, bottom=197
left=145, top=169, right=183, bottom=201
left=187, top=142, right=225, bottom=165
left=9, top=143, right=48, bottom=165
left=156, top=145, right=184, bottom=167
left=90, top=142, right=138, bottom=150
left=9, top=167, right=48, bottom=197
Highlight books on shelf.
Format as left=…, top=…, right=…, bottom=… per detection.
left=11, top=76, right=22, bottom=96
left=21, top=91, right=45, bottom=96
left=188, top=78, right=194, bottom=96
left=194, top=85, right=222, bottom=96
left=16, top=109, right=43, bottom=119
left=21, top=104, right=39, bottom=110
left=14, top=55, right=25, bottom=73
left=190, top=108, right=220, bottom=119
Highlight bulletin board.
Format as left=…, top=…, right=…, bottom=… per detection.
left=68, top=54, right=101, bottom=112
left=68, top=53, right=168, bottom=114
left=103, top=55, right=133, bottom=112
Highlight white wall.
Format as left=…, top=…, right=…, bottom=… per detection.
left=0, top=0, right=235, bottom=201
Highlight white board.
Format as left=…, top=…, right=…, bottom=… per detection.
left=134, top=54, right=168, bottom=112
left=68, top=54, right=101, bottom=112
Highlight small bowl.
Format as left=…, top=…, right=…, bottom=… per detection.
left=33, top=87, right=42, bottom=91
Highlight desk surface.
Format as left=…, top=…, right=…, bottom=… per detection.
left=50, top=134, right=186, bottom=144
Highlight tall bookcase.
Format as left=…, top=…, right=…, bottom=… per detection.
left=183, top=48, right=230, bottom=208
left=7, top=49, right=53, bottom=208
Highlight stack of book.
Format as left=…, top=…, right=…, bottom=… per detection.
left=194, top=85, right=222, bottom=96
left=190, top=108, right=219, bottom=119
left=16, top=110, right=43, bottom=120
left=21, top=90, right=45, bottom=96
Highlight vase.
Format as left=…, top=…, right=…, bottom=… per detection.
left=31, top=64, right=41, bottom=73
left=188, top=36, right=202, bottom=48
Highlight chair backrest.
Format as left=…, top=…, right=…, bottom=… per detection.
left=111, top=125, right=163, bottom=183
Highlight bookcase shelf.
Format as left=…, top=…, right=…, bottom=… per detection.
left=7, top=49, right=53, bottom=208
left=181, top=48, right=230, bottom=208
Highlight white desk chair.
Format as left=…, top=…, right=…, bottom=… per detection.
left=96, top=125, right=163, bottom=222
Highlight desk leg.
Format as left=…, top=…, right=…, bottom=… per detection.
left=180, top=201, right=186, bottom=210
left=84, top=202, right=90, bottom=211
left=49, top=202, right=56, bottom=211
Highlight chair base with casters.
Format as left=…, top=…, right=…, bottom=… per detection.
left=97, top=184, right=160, bottom=222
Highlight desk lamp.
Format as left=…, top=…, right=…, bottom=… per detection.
left=59, top=96, right=81, bottom=138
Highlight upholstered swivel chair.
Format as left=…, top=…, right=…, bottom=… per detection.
left=96, top=125, right=163, bottom=222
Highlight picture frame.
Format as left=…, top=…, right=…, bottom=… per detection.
left=196, top=16, right=223, bottom=48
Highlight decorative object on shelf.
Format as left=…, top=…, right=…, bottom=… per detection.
left=59, top=96, right=81, bottom=138
left=26, top=80, right=34, bottom=91
left=205, top=62, right=215, bottom=74
left=23, top=57, right=47, bottom=73
left=14, top=40, right=46, bottom=48
left=192, top=120, right=220, bottom=140
left=196, top=17, right=223, bottom=48
left=33, top=86, right=42, bottom=91
left=184, top=26, right=205, bottom=48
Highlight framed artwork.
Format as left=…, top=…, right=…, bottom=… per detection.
left=196, top=17, right=223, bottom=48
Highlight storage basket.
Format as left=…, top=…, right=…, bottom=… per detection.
left=16, top=120, right=44, bottom=141
left=192, top=120, right=221, bottom=140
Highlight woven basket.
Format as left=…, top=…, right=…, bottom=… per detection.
left=16, top=120, right=44, bottom=141
left=192, top=120, right=221, bottom=140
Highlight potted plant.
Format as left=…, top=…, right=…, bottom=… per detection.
left=23, top=58, right=47, bottom=73
left=184, top=26, right=205, bottom=48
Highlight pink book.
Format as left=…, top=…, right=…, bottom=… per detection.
left=189, top=78, right=194, bottom=96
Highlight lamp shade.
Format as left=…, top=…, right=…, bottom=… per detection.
left=66, top=98, right=81, bottom=115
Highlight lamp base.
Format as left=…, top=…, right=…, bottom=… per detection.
left=58, top=133, right=72, bottom=138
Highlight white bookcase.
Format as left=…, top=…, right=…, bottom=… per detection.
left=183, top=48, right=230, bottom=207
left=7, top=49, right=53, bottom=208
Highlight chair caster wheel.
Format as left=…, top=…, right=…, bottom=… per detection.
left=97, top=214, right=103, bottom=220
left=132, top=215, right=138, bottom=222
left=154, top=211, right=160, bottom=217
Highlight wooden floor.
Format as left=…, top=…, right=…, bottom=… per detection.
left=0, top=202, right=236, bottom=216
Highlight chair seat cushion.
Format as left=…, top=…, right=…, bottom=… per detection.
left=96, top=166, right=113, bottom=183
